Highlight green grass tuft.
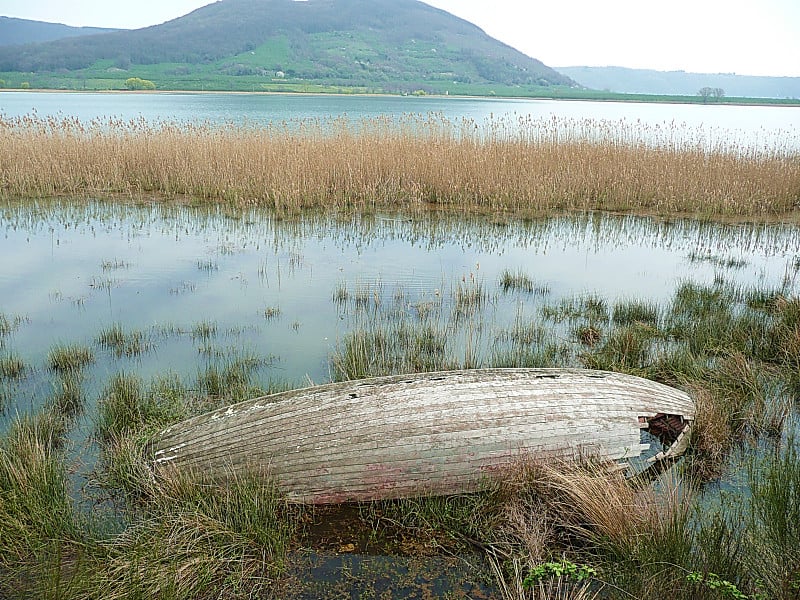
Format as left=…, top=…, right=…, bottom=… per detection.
left=0, top=353, right=25, bottom=380
left=97, top=323, right=153, bottom=358
left=47, top=343, right=95, bottom=373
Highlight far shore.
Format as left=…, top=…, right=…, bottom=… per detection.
left=2, top=86, right=799, bottom=108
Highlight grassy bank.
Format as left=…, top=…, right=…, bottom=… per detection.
left=1, top=113, right=799, bottom=218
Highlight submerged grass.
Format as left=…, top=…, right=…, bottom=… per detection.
left=499, top=269, right=549, bottom=296
left=0, top=352, right=25, bottom=380
left=0, top=313, right=24, bottom=340
left=47, top=343, right=95, bottom=373
left=97, top=323, right=153, bottom=358
left=1, top=113, right=798, bottom=217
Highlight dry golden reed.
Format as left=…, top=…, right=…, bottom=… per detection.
left=1, top=112, right=798, bottom=217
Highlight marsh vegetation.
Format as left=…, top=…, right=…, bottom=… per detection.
left=2, top=170, right=800, bottom=596
left=2, top=232, right=799, bottom=598
left=1, top=113, right=799, bottom=217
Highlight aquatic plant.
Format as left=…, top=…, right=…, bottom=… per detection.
left=542, top=294, right=609, bottom=325
left=0, top=313, right=24, bottom=339
left=611, top=298, right=660, bottom=327
left=0, top=412, right=84, bottom=598
left=499, top=269, right=548, bottom=295
left=263, top=306, right=282, bottom=320
left=80, top=469, right=299, bottom=600
left=332, top=319, right=454, bottom=380
left=580, top=323, right=660, bottom=375
left=743, top=436, right=800, bottom=598
left=190, top=320, right=218, bottom=342
left=96, top=372, right=188, bottom=446
left=196, top=258, right=219, bottom=272
left=97, top=323, right=153, bottom=358
left=47, top=343, right=95, bottom=373
left=100, top=258, right=131, bottom=271
left=195, top=352, right=270, bottom=401
left=0, top=352, right=25, bottom=380
left=453, top=276, right=487, bottom=320
left=2, top=113, right=797, bottom=217
left=49, top=370, right=85, bottom=418
left=491, top=312, right=569, bottom=368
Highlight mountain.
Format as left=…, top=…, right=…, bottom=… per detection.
left=557, top=66, right=800, bottom=100
left=0, top=0, right=573, bottom=91
left=0, top=16, right=118, bottom=47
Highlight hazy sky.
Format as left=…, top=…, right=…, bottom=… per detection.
left=1, top=0, right=799, bottom=77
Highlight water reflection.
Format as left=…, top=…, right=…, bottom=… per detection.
left=1, top=201, right=798, bottom=391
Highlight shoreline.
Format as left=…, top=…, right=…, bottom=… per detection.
left=2, top=87, right=799, bottom=108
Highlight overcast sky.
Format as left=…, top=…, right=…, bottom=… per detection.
left=1, top=0, right=799, bottom=77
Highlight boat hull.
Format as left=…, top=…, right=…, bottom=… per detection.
left=150, top=368, right=694, bottom=504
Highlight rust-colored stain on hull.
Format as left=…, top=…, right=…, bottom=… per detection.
left=149, top=368, right=695, bottom=504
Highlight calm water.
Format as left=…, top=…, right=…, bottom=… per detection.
left=2, top=203, right=798, bottom=418
left=2, top=90, right=799, bottom=149
left=1, top=91, right=799, bottom=458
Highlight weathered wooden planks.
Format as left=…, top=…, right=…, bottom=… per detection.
left=149, top=368, right=695, bottom=504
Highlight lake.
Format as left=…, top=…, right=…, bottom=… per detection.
left=1, top=91, right=799, bottom=451
left=1, top=201, right=798, bottom=420
left=2, top=90, right=800, bottom=150
left=1, top=92, right=800, bottom=598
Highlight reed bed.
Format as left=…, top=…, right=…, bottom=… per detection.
left=1, top=113, right=798, bottom=217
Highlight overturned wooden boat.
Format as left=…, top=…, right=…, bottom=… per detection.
left=149, top=368, right=694, bottom=504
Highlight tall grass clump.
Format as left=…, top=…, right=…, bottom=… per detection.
left=47, top=342, right=95, bottom=373
left=195, top=351, right=271, bottom=402
left=191, top=320, right=218, bottom=342
left=666, top=281, right=736, bottom=356
left=81, top=469, right=299, bottom=600
left=743, top=436, right=800, bottom=597
left=490, top=311, right=569, bottom=368
left=0, top=352, right=25, bottom=411
left=486, top=459, right=758, bottom=600
left=331, top=280, right=495, bottom=380
left=332, top=318, right=454, bottom=381
left=499, top=269, right=548, bottom=296
left=97, top=323, right=153, bottom=358
left=611, top=298, right=660, bottom=327
left=96, top=372, right=188, bottom=446
left=49, top=369, right=86, bottom=418
left=453, top=277, right=487, bottom=320
left=2, top=113, right=798, bottom=217
left=94, top=372, right=192, bottom=508
left=773, top=296, right=800, bottom=396
left=542, top=294, right=609, bottom=326
left=0, top=412, right=84, bottom=597
left=0, top=312, right=23, bottom=341
left=580, top=323, right=661, bottom=375
left=373, top=456, right=698, bottom=599
left=0, top=352, right=25, bottom=380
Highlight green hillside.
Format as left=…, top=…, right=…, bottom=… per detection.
left=0, top=0, right=574, bottom=94
left=0, top=16, right=118, bottom=47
